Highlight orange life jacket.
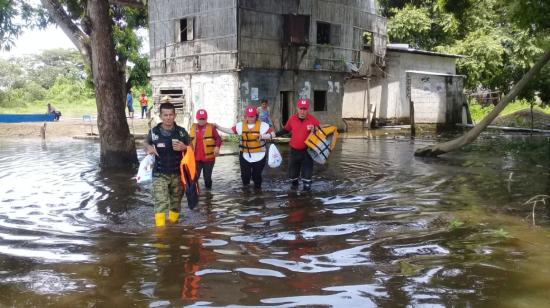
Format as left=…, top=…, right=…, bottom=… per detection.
left=180, top=147, right=197, bottom=187
left=190, top=123, right=216, bottom=160
left=240, top=120, right=265, bottom=153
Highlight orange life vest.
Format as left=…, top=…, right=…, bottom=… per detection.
left=240, top=120, right=265, bottom=153
left=190, top=123, right=216, bottom=160
left=180, top=147, right=197, bottom=187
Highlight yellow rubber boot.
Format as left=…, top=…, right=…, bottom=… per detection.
left=168, top=210, right=180, bottom=223
left=155, top=212, right=166, bottom=227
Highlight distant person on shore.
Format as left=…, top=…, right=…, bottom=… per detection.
left=127, top=90, right=134, bottom=118
left=257, top=99, right=274, bottom=128
left=47, top=103, right=61, bottom=121
left=139, top=91, right=149, bottom=119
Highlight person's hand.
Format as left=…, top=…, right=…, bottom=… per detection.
left=260, top=133, right=273, bottom=140
left=146, top=144, right=158, bottom=156
left=172, top=140, right=187, bottom=151
left=306, top=124, right=314, bottom=131
left=214, top=147, right=220, bottom=156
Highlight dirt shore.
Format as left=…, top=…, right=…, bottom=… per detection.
left=0, top=117, right=152, bottom=139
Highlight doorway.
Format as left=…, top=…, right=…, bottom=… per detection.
left=280, top=91, right=293, bottom=126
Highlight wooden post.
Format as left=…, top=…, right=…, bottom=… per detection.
left=410, top=100, right=415, bottom=138
left=40, top=123, right=47, bottom=139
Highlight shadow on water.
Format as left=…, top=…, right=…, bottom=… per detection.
left=1, top=136, right=550, bottom=306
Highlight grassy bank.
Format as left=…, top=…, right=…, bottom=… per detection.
left=469, top=99, right=550, bottom=123
left=0, top=99, right=148, bottom=118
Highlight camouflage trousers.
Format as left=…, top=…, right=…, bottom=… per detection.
left=153, top=173, right=183, bottom=213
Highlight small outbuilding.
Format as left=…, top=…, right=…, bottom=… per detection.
left=342, top=43, right=468, bottom=130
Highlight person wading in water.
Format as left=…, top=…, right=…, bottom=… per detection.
left=145, top=103, right=190, bottom=227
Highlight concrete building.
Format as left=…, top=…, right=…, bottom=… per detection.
left=148, top=0, right=387, bottom=129
left=342, top=44, right=466, bottom=129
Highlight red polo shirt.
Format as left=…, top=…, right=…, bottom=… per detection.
left=284, top=114, right=320, bottom=150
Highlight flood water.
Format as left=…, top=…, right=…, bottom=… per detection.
left=1, top=135, right=550, bottom=307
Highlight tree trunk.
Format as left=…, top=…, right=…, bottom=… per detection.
left=415, top=48, right=550, bottom=157
left=88, top=0, right=137, bottom=167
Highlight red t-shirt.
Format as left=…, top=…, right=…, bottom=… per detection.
left=284, top=114, right=320, bottom=150
left=194, top=124, right=222, bottom=161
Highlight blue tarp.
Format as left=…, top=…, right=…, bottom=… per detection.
left=0, top=114, right=56, bottom=123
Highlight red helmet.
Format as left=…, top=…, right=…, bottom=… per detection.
left=196, top=109, right=207, bottom=120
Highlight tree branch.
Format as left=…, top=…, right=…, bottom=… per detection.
left=40, top=0, right=92, bottom=68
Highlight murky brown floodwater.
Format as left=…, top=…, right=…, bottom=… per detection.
left=1, top=135, right=550, bottom=307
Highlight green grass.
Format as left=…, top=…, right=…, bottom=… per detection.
left=469, top=98, right=550, bottom=123
left=0, top=99, right=147, bottom=118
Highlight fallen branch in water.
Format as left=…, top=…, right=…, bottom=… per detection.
left=523, top=194, right=550, bottom=226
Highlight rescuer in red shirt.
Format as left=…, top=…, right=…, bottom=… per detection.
left=262, top=98, right=320, bottom=191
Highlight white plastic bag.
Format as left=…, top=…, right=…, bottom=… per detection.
left=267, top=143, right=282, bottom=168
left=136, top=154, right=155, bottom=184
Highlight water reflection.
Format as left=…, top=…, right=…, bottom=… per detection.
left=1, top=136, right=550, bottom=306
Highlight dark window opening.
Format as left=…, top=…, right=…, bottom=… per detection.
left=180, top=19, right=188, bottom=42
left=363, top=31, right=373, bottom=51
left=284, top=15, right=310, bottom=46
left=160, top=89, right=183, bottom=96
left=317, top=22, right=331, bottom=44
left=314, top=91, right=327, bottom=112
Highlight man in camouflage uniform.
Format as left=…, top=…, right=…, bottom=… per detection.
left=145, top=103, right=190, bottom=227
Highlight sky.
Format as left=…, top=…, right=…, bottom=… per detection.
left=0, top=26, right=149, bottom=59
left=0, top=25, right=76, bottom=59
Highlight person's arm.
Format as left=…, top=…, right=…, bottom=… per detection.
left=273, top=119, right=292, bottom=137
left=181, top=130, right=190, bottom=145
left=144, top=131, right=158, bottom=156
left=212, top=127, right=222, bottom=156
left=216, top=124, right=237, bottom=135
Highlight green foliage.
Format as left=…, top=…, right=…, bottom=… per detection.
left=384, top=0, right=549, bottom=103
left=438, top=30, right=506, bottom=89
left=0, top=49, right=94, bottom=110
left=387, top=4, right=459, bottom=49
left=0, top=58, right=23, bottom=89
left=489, top=228, right=510, bottom=238
left=449, top=218, right=465, bottom=229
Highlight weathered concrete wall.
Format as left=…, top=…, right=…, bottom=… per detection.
left=190, top=73, right=240, bottom=128
left=238, top=0, right=387, bottom=72
left=342, top=51, right=462, bottom=124
left=378, top=51, right=457, bottom=123
left=239, top=69, right=346, bottom=128
left=149, top=0, right=238, bottom=76
left=409, top=73, right=447, bottom=123
left=150, top=73, right=239, bottom=129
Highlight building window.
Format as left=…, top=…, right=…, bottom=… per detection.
left=176, top=17, right=194, bottom=42
left=284, top=15, right=310, bottom=45
left=314, top=91, right=327, bottom=111
left=363, top=31, right=373, bottom=51
left=317, top=22, right=330, bottom=44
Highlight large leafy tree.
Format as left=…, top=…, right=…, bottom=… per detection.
left=385, top=0, right=549, bottom=98
left=414, top=0, right=550, bottom=157
left=1, top=0, right=147, bottom=168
